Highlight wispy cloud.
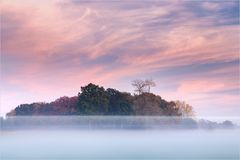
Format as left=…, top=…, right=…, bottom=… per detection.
left=1, top=0, right=239, bottom=116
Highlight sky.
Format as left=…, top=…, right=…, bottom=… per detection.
left=0, top=0, right=239, bottom=117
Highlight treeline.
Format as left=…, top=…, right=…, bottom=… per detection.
left=7, top=83, right=194, bottom=116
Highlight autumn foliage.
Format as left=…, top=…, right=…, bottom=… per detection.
left=7, top=83, right=194, bottom=117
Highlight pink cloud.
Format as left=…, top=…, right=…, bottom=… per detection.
left=177, top=80, right=225, bottom=94
left=1, top=0, right=239, bottom=116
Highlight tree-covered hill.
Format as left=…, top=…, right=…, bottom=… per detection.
left=6, top=83, right=194, bottom=116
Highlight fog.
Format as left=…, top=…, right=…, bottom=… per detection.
left=1, top=116, right=238, bottom=130
left=1, top=116, right=239, bottom=160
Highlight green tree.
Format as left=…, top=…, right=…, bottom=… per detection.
left=107, top=88, right=134, bottom=115
left=77, top=83, right=109, bottom=115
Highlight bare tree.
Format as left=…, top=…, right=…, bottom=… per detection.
left=132, top=79, right=147, bottom=95
left=174, top=100, right=195, bottom=117
left=132, top=79, right=156, bottom=94
left=145, top=79, right=156, bottom=93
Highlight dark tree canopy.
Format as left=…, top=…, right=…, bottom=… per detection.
left=15, top=104, right=35, bottom=115
left=78, top=83, right=109, bottom=115
left=107, top=88, right=133, bottom=115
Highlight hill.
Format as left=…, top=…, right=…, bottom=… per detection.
left=6, top=83, right=194, bottom=117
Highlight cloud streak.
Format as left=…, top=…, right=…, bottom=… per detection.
left=1, top=0, right=239, bottom=116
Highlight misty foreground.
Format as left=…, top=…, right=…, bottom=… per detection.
left=0, top=117, right=239, bottom=160
left=0, top=116, right=238, bottom=130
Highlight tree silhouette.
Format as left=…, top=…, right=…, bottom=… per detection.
left=132, top=79, right=156, bottom=94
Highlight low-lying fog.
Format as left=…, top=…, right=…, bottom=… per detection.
left=1, top=116, right=239, bottom=160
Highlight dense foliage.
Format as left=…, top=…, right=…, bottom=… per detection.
left=6, top=83, right=194, bottom=117
left=78, top=83, right=109, bottom=115
left=106, top=88, right=134, bottom=115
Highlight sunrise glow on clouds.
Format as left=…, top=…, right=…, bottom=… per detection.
left=1, top=0, right=239, bottom=116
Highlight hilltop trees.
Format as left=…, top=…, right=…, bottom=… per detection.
left=50, top=96, right=78, bottom=115
left=133, top=93, right=180, bottom=116
left=10, top=97, right=79, bottom=116
left=131, top=79, right=179, bottom=116
left=133, top=93, right=162, bottom=115
left=6, top=83, right=195, bottom=117
left=15, top=104, right=35, bottom=115
left=107, top=88, right=133, bottom=115
left=78, top=83, right=109, bottom=115
left=77, top=84, right=134, bottom=115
